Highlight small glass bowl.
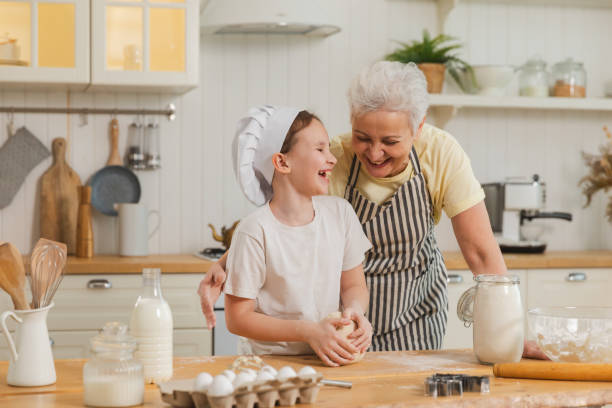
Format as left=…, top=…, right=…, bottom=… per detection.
left=528, top=307, right=612, bottom=363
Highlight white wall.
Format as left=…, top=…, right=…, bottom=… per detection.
left=1, top=0, right=612, bottom=255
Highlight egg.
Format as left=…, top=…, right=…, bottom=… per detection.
left=255, top=370, right=275, bottom=382
left=240, top=368, right=257, bottom=379
left=193, top=372, right=213, bottom=392
left=233, top=372, right=254, bottom=388
left=208, top=374, right=234, bottom=397
left=277, top=366, right=297, bottom=382
left=260, top=365, right=277, bottom=376
left=298, top=366, right=317, bottom=377
left=221, top=369, right=236, bottom=383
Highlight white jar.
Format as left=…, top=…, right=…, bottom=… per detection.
left=130, top=268, right=173, bottom=383
left=83, top=322, right=144, bottom=407
left=458, top=274, right=524, bottom=364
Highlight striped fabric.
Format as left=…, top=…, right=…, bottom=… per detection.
left=344, top=147, right=448, bottom=351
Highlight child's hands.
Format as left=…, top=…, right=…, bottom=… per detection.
left=304, top=317, right=360, bottom=367
left=197, top=262, right=227, bottom=329
left=343, top=308, right=373, bottom=353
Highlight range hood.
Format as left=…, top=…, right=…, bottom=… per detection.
left=200, top=0, right=341, bottom=37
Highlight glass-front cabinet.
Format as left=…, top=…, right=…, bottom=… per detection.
left=0, top=0, right=89, bottom=88
left=91, top=0, right=198, bottom=91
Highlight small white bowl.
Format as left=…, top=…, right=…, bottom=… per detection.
left=472, top=65, right=515, bottom=96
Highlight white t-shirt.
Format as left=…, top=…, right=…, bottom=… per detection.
left=224, top=195, right=372, bottom=355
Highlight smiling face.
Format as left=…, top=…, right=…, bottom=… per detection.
left=283, top=119, right=337, bottom=196
left=351, top=110, right=419, bottom=178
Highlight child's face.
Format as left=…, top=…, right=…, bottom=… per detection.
left=285, top=119, right=337, bottom=196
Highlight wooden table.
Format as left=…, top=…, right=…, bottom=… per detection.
left=2, top=350, right=612, bottom=407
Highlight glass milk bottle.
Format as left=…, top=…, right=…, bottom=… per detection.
left=129, top=268, right=173, bottom=383
left=83, top=322, right=144, bottom=407
left=458, top=274, right=524, bottom=364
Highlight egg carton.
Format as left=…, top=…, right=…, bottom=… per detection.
left=158, top=373, right=323, bottom=408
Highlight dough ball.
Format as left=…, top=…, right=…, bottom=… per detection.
left=326, top=311, right=366, bottom=364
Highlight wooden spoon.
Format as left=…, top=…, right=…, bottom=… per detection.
left=0, top=242, right=29, bottom=310
left=107, top=118, right=122, bottom=166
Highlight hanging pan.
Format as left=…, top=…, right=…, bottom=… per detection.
left=89, top=119, right=141, bottom=216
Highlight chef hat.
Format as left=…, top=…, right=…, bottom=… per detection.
left=232, top=105, right=301, bottom=206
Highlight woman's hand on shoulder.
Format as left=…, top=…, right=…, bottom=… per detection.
left=197, top=260, right=227, bottom=329
left=343, top=308, right=372, bottom=353
left=304, top=317, right=359, bottom=367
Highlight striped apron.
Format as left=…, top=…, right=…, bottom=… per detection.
left=344, top=147, right=448, bottom=351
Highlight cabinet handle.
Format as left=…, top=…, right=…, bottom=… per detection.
left=87, top=279, right=112, bottom=289
left=566, top=272, right=586, bottom=282
left=447, top=274, right=463, bottom=284
left=49, top=337, right=54, bottom=347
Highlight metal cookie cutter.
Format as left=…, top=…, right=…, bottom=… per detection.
left=424, top=373, right=490, bottom=397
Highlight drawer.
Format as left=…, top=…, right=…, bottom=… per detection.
left=47, top=274, right=205, bottom=331
left=443, top=270, right=474, bottom=349
left=526, top=269, right=612, bottom=309
left=0, top=328, right=212, bottom=360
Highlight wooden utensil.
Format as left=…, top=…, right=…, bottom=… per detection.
left=493, top=360, right=612, bottom=381
left=30, top=238, right=67, bottom=309
left=76, top=185, right=94, bottom=258
left=0, top=242, right=29, bottom=310
left=107, top=119, right=122, bottom=166
left=40, top=138, right=82, bottom=255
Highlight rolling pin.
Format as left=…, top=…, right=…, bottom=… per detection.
left=493, top=361, right=612, bottom=381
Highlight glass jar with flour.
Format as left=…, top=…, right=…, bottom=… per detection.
left=83, top=322, right=144, bottom=407
left=130, top=268, right=174, bottom=383
left=457, top=274, right=524, bottom=364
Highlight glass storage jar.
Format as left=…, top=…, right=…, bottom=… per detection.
left=518, top=58, right=549, bottom=97
left=127, top=121, right=146, bottom=170
left=144, top=122, right=161, bottom=169
left=458, top=274, right=524, bottom=365
left=83, top=322, right=144, bottom=407
left=550, top=58, right=586, bottom=98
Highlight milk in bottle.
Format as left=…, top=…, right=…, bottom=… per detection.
left=129, top=268, right=173, bottom=383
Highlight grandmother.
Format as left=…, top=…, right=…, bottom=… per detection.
left=199, top=61, right=544, bottom=358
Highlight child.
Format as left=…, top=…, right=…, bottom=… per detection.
left=224, top=106, right=372, bottom=367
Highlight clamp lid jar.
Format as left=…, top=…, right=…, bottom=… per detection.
left=518, top=58, right=549, bottom=97
left=551, top=58, right=586, bottom=98
left=83, top=322, right=144, bottom=407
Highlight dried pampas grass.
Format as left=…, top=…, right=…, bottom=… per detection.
left=579, top=126, right=612, bottom=221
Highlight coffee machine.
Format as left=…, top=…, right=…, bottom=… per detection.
left=482, top=175, right=572, bottom=253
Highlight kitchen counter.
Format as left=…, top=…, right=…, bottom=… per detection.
left=443, top=250, right=612, bottom=270
left=45, top=251, right=612, bottom=275
left=2, top=350, right=612, bottom=407
left=51, top=254, right=213, bottom=274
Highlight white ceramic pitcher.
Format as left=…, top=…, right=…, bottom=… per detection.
left=117, top=203, right=160, bottom=256
left=0, top=303, right=56, bottom=386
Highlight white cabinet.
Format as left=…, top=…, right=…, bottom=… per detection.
left=0, top=0, right=199, bottom=91
left=443, top=270, right=527, bottom=350
left=90, top=0, right=199, bottom=92
left=0, top=0, right=90, bottom=89
left=0, top=274, right=211, bottom=360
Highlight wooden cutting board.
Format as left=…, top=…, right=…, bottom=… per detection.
left=40, top=138, right=81, bottom=255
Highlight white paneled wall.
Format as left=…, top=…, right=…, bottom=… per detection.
left=2, top=0, right=612, bottom=255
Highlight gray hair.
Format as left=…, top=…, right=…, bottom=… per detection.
left=348, top=61, right=429, bottom=133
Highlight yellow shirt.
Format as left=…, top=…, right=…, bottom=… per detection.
left=329, top=123, right=484, bottom=224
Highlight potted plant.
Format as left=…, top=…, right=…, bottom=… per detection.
left=580, top=126, right=612, bottom=221
left=385, top=30, right=473, bottom=94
